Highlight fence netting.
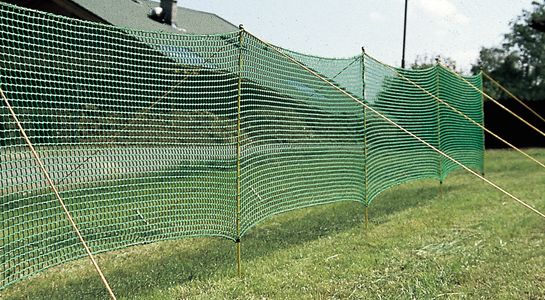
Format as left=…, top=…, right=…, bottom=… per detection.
left=0, top=3, right=483, bottom=289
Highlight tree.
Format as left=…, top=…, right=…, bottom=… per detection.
left=472, top=1, right=545, bottom=100
left=410, top=54, right=456, bottom=71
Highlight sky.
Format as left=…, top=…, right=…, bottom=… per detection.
left=175, top=0, right=535, bottom=73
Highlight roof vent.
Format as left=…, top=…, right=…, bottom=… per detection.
left=149, top=0, right=178, bottom=29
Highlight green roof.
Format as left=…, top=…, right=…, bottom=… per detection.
left=71, top=0, right=238, bottom=34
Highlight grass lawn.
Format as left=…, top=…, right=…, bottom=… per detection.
left=1, top=148, right=544, bottom=299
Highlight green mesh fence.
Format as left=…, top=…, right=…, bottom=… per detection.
left=239, top=36, right=366, bottom=234
left=437, top=66, right=485, bottom=177
left=0, top=3, right=483, bottom=289
left=363, top=59, right=484, bottom=201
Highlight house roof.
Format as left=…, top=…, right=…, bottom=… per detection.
left=70, top=0, right=238, bottom=34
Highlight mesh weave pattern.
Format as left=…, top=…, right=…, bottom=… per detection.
left=0, top=3, right=483, bottom=289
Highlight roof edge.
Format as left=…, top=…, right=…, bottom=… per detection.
left=50, top=0, right=108, bottom=23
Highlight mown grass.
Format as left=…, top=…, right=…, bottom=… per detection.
left=2, top=149, right=544, bottom=299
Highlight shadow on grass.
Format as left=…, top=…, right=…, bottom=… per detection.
left=3, top=179, right=464, bottom=300
left=369, top=179, right=464, bottom=225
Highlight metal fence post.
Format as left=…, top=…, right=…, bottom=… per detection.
left=235, top=24, right=244, bottom=276
left=435, top=59, right=444, bottom=197
left=361, top=47, right=369, bottom=229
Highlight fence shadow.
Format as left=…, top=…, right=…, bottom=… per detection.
left=2, top=180, right=464, bottom=299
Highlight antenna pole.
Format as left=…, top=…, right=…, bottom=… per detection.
left=401, top=0, right=408, bottom=68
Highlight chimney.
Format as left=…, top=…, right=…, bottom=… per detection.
left=160, top=0, right=178, bottom=28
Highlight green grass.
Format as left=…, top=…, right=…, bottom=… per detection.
left=2, top=149, right=545, bottom=299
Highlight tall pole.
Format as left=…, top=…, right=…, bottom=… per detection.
left=236, top=24, right=244, bottom=277
left=435, top=57, right=443, bottom=197
left=361, top=47, right=369, bottom=229
left=401, top=0, right=408, bottom=68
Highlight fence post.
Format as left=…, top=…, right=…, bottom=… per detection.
left=1, top=96, right=4, bottom=287
left=235, top=24, right=244, bottom=276
left=1, top=197, right=4, bottom=288
left=479, top=69, right=486, bottom=176
left=361, top=47, right=369, bottom=229
left=435, top=58, right=443, bottom=197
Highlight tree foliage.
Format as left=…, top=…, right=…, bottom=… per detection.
left=472, top=1, right=545, bottom=100
left=410, top=54, right=456, bottom=71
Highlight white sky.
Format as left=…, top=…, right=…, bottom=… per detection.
left=177, top=0, right=535, bottom=72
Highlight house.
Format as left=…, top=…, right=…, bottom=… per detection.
left=0, top=0, right=238, bottom=34
left=0, top=1, right=361, bottom=144
left=0, top=0, right=240, bottom=77
left=0, top=0, right=358, bottom=148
